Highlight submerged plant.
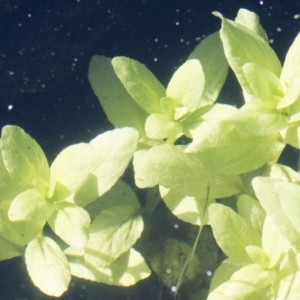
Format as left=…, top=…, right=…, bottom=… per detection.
left=1, top=8, right=300, bottom=300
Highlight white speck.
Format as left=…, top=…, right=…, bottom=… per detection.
left=174, top=223, right=179, bottom=229
left=28, top=13, right=32, bottom=18
left=259, top=0, right=264, bottom=5
left=175, top=21, right=180, bottom=25
left=294, top=14, right=300, bottom=19
left=74, top=57, right=78, bottom=62
left=153, top=57, right=158, bottom=62
left=9, top=71, right=15, bottom=76
left=277, top=27, right=282, bottom=32
left=18, top=23, right=22, bottom=27
left=166, top=268, right=171, bottom=273
left=7, top=104, right=13, bottom=111
left=171, top=286, right=177, bottom=293
left=207, top=270, right=212, bottom=276
left=154, top=38, right=158, bottom=42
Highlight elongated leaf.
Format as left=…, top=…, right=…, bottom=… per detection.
left=167, top=59, right=204, bottom=111
left=48, top=202, right=90, bottom=249
left=252, top=177, right=300, bottom=252
left=112, top=56, right=165, bottom=114
left=186, top=119, right=284, bottom=175
left=1, top=125, right=49, bottom=190
left=213, top=12, right=281, bottom=97
left=8, top=188, right=54, bottom=222
left=68, top=248, right=151, bottom=286
left=281, top=33, right=300, bottom=85
left=25, top=236, right=71, bottom=297
left=84, top=205, right=143, bottom=267
left=133, top=144, right=241, bottom=199
left=88, top=56, right=147, bottom=135
left=188, top=31, right=228, bottom=105
left=209, top=203, right=261, bottom=265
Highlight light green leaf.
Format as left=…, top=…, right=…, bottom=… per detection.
left=8, top=188, right=54, bottom=222
left=88, top=55, right=147, bottom=135
left=84, top=205, right=143, bottom=267
left=25, top=235, right=71, bottom=297
left=112, top=56, right=165, bottom=114
left=1, top=125, right=49, bottom=190
left=160, top=186, right=215, bottom=226
left=281, top=33, right=300, bottom=86
left=0, top=235, right=23, bottom=261
left=277, top=76, right=300, bottom=109
left=243, top=63, right=283, bottom=108
left=145, top=113, right=182, bottom=140
left=48, top=202, right=90, bottom=249
left=224, top=264, right=276, bottom=298
left=188, top=31, right=228, bottom=105
left=68, top=248, right=151, bottom=286
left=268, top=163, right=300, bottom=183
left=186, top=119, right=284, bottom=175
left=209, top=203, right=261, bottom=265
left=252, top=177, right=300, bottom=252
left=280, top=121, right=300, bottom=149
left=245, top=245, right=270, bottom=269
left=0, top=201, right=44, bottom=245
left=0, top=145, right=22, bottom=201
left=133, top=144, right=241, bottom=199
left=234, top=9, right=268, bottom=42
left=213, top=12, right=281, bottom=97
left=237, top=194, right=266, bottom=234
left=277, top=271, right=300, bottom=300
left=167, top=59, right=204, bottom=111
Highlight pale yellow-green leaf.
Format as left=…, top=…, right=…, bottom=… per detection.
left=188, top=31, right=228, bottom=105
left=281, top=33, right=300, bottom=86
left=1, top=125, right=49, bottom=190
left=277, top=76, right=300, bottom=109
left=84, top=205, right=143, bottom=267
left=25, top=236, right=71, bottom=297
left=268, top=163, right=300, bottom=183
left=237, top=194, right=266, bottom=234
left=186, top=119, right=284, bottom=175
left=48, top=202, right=90, bottom=249
left=276, top=271, right=300, bottom=300
left=134, top=144, right=241, bottom=198
left=8, top=188, right=54, bottom=222
left=112, top=56, right=165, bottom=114
left=0, top=201, right=44, bottom=245
left=68, top=248, right=151, bottom=286
left=243, top=63, right=284, bottom=108
left=167, top=59, right=204, bottom=111
left=213, top=12, right=281, bottom=96
left=85, top=179, right=140, bottom=220
left=0, top=235, right=23, bottom=261
left=235, top=9, right=268, bottom=42
left=252, top=177, right=300, bottom=252
left=209, top=203, right=261, bottom=265
left=88, top=55, right=147, bottom=135
left=245, top=245, right=270, bottom=269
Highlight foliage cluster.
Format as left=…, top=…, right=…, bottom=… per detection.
left=1, top=8, right=300, bottom=299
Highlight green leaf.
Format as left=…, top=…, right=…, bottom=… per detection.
left=0, top=235, right=23, bottom=261
left=8, top=188, right=54, bottom=222
left=51, top=128, right=138, bottom=207
left=209, top=203, right=261, bottom=265
left=213, top=12, right=281, bottom=97
left=237, top=194, right=266, bottom=234
left=277, top=271, right=300, bottom=300
left=243, top=63, right=284, bottom=108
left=84, top=205, right=143, bottom=267
left=0, top=201, right=44, bottom=245
left=234, top=9, right=268, bottom=42
left=112, top=56, right=165, bottom=114
left=0, top=144, right=22, bottom=201
left=160, top=186, right=215, bottom=226
left=25, top=235, right=71, bottom=297
left=88, top=56, right=148, bottom=135
left=85, top=179, right=140, bottom=220
left=48, top=202, right=90, bottom=249
left=281, top=33, right=300, bottom=86
left=133, top=144, right=241, bottom=199
left=280, top=120, right=300, bottom=149
left=252, top=177, right=300, bottom=252
left=68, top=248, right=151, bottom=286
left=186, top=119, right=284, bottom=175
left=167, top=59, right=205, bottom=111
left=1, top=125, right=49, bottom=190
left=145, top=113, right=182, bottom=140
left=188, top=31, right=228, bottom=105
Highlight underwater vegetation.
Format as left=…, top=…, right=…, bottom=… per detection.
left=1, top=8, right=300, bottom=300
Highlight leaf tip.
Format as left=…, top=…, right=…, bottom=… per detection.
left=212, top=11, right=223, bottom=19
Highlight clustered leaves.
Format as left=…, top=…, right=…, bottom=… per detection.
left=1, top=7, right=300, bottom=300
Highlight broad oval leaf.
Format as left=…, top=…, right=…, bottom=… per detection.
left=25, top=236, right=71, bottom=297
left=1, top=125, right=49, bottom=190
left=84, top=205, right=143, bottom=267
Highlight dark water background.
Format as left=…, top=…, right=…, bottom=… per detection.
left=0, top=0, right=299, bottom=299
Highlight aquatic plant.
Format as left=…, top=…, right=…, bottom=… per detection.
left=1, top=8, right=300, bottom=299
